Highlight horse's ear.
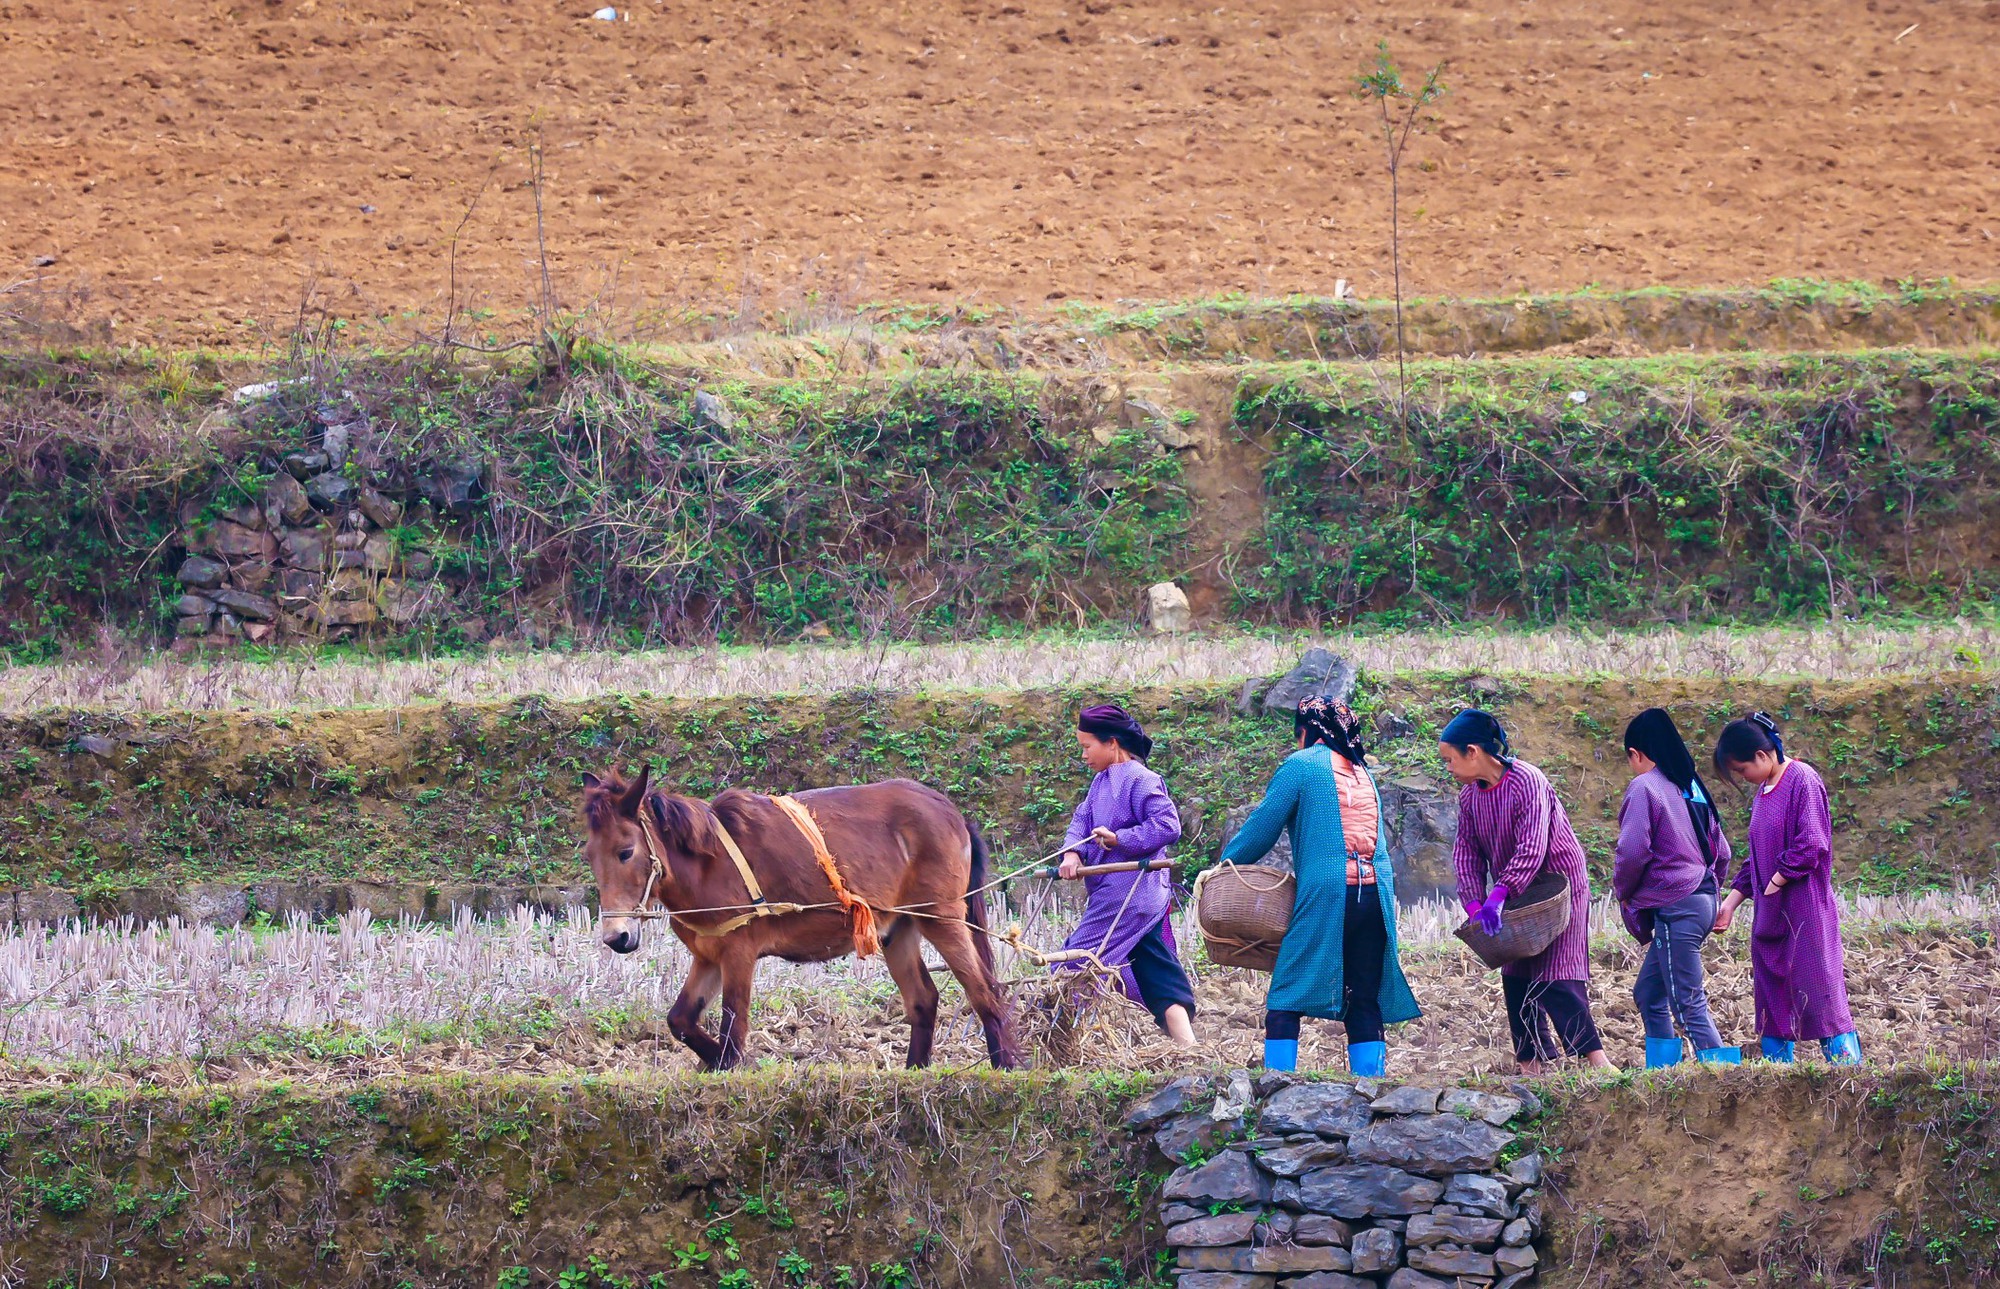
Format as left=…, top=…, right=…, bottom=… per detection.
left=617, top=765, right=651, bottom=818
left=582, top=771, right=603, bottom=791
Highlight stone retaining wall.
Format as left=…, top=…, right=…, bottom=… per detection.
left=170, top=397, right=479, bottom=646
left=1131, top=1072, right=1544, bottom=1289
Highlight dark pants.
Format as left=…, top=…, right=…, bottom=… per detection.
left=1503, top=975, right=1603, bottom=1062
left=1266, top=884, right=1387, bottom=1045
left=1633, top=888, right=1725, bottom=1049
left=1127, top=919, right=1197, bottom=1029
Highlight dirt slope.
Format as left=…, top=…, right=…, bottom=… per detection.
left=2, top=0, right=1996, bottom=343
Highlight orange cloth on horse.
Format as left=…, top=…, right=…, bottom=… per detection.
left=773, top=794, right=882, bottom=958
left=1332, top=752, right=1380, bottom=885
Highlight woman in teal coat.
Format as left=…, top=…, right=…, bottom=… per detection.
left=1219, top=697, right=1421, bottom=1076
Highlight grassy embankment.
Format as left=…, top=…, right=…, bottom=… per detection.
left=3, top=283, right=1997, bottom=652
left=0, top=1065, right=1997, bottom=1288
left=0, top=669, right=1991, bottom=908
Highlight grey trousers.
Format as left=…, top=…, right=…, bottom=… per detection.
left=1633, top=888, right=1725, bottom=1050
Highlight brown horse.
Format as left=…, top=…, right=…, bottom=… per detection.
left=579, top=767, right=1020, bottom=1071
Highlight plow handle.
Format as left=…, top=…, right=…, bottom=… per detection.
left=1038, top=858, right=1175, bottom=879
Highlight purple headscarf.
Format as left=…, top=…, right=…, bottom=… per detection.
left=1078, top=704, right=1153, bottom=761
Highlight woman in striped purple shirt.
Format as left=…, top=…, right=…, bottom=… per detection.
left=1441, top=709, right=1611, bottom=1074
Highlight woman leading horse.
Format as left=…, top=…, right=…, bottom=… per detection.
left=580, top=767, right=1019, bottom=1071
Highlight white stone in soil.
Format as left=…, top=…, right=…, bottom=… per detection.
left=1213, top=1069, right=1255, bottom=1121
left=1148, top=580, right=1192, bottom=633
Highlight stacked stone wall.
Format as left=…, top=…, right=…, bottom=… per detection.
left=170, top=399, right=476, bottom=646
left=1132, top=1073, right=1544, bottom=1289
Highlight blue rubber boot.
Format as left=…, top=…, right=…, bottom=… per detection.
left=1821, top=1032, right=1862, bottom=1066
left=1696, top=1047, right=1743, bottom=1065
left=1644, top=1037, right=1685, bottom=1069
left=1760, top=1037, right=1797, bottom=1063
left=1347, top=1041, right=1387, bottom=1078
left=1263, top=1039, right=1298, bottom=1072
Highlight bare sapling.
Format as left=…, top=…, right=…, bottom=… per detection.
left=1353, top=42, right=1447, bottom=423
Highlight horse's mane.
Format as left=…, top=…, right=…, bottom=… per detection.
left=583, top=771, right=726, bottom=862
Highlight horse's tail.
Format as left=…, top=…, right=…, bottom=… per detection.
left=963, top=816, right=1000, bottom=983
left=961, top=813, right=1022, bottom=1069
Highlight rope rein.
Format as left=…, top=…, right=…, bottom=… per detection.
left=600, top=794, right=1103, bottom=967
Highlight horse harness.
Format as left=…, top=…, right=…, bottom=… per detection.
left=620, top=793, right=880, bottom=955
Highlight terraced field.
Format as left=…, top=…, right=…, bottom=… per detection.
left=5, top=0, right=2000, bottom=1280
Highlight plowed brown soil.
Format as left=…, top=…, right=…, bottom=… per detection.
left=2, top=0, right=1996, bottom=345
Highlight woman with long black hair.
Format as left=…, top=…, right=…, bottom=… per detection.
left=1615, top=708, right=1739, bottom=1067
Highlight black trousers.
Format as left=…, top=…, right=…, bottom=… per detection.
left=1127, top=919, right=1197, bottom=1028
left=1266, top=883, right=1387, bottom=1045
left=1502, top=975, right=1603, bottom=1062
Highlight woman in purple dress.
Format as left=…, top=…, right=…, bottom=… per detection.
left=1711, top=712, right=1861, bottom=1065
left=1441, top=709, right=1612, bottom=1074
left=1052, top=704, right=1197, bottom=1047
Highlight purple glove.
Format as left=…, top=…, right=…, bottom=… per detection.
left=1472, top=884, right=1510, bottom=936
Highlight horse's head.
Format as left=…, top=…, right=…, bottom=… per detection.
left=581, top=767, right=724, bottom=954
left=580, top=766, right=662, bottom=954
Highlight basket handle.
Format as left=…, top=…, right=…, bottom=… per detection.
left=1193, top=860, right=1294, bottom=902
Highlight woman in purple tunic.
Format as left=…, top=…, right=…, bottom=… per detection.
left=1441, top=709, right=1612, bottom=1074
left=1616, top=708, right=1738, bottom=1068
left=1053, top=704, right=1197, bottom=1047
left=1711, top=713, right=1860, bottom=1065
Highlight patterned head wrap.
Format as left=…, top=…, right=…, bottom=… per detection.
left=1296, top=696, right=1368, bottom=766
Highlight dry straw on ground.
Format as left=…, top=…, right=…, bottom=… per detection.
left=0, top=888, right=1991, bottom=1086
left=0, top=622, right=1992, bottom=714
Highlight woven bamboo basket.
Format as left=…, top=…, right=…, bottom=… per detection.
left=1453, top=868, right=1572, bottom=969
left=1192, top=863, right=1296, bottom=971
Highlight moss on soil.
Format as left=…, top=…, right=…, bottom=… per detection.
left=1541, top=1063, right=2000, bottom=1286
left=0, top=1069, right=1163, bottom=1288
left=3, top=340, right=1998, bottom=652
left=0, top=673, right=1992, bottom=902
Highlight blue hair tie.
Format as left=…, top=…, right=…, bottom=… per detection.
left=1751, top=711, right=1786, bottom=761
